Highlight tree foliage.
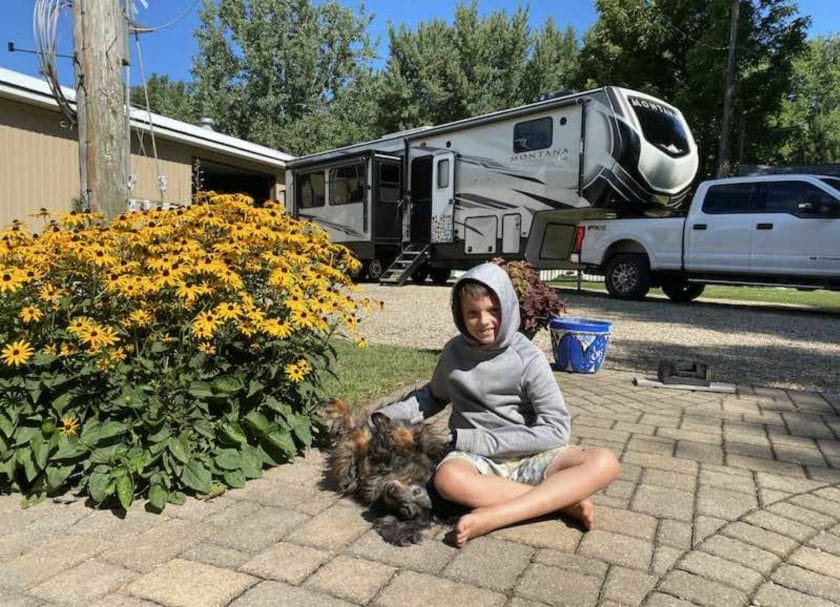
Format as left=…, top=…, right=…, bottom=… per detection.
left=130, top=74, right=198, bottom=125
left=376, top=1, right=579, bottom=133
left=190, top=0, right=379, bottom=155
left=766, top=35, right=840, bottom=164
left=577, top=0, right=809, bottom=177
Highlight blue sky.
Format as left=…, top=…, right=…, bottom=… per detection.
left=1, top=0, right=836, bottom=87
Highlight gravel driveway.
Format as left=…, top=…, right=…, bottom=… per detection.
left=357, top=283, right=840, bottom=394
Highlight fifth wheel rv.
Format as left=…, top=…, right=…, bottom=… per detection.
left=285, top=87, right=699, bottom=284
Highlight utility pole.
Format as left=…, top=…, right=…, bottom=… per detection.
left=72, top=0, right=129, bottom=216
left=717, top=0, right=740, bottom=177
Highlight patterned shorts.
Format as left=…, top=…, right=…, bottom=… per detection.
left=438, top=445, right=569, bottom=486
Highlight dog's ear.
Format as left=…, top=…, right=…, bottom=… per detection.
left=370, top=412, right=391, bottom=428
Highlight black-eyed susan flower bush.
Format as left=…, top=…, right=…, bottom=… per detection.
left=0, top=193, right=367, bottom=509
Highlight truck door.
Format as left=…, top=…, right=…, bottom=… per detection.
left=750, top=180, right=840, bottom=276
left=685, top=182, right=755, bottom=273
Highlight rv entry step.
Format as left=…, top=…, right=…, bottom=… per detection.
left=379, top=244, right=431, bottom=286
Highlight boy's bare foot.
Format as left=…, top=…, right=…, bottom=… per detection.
left=454, top=508, right=497, bottom=548
left=560, top=497, right=595, bottom=530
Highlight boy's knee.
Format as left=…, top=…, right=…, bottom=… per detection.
left=433, top=463, right=467, bottom=500
left=592, top=447, right=621, bottom=478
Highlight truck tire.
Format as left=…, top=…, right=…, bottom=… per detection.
left=605, top=254, right=651, bottom=300
left=429, top=268, right=451, bottom=284
left=366, top=258, right=386, bottom=282
left=411, top=265, right=430, bottom=283
left=661, top=279, right=705, bottom=302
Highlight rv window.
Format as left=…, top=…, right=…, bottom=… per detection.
left=702, top=183, right=755, bottom=214
left=628, top=96, right=691, bottom=158
left=513, top=117, right=552, bottom=153
left=437, top=159, right=450, bottom=189
left=298, top=171, right=325, bottom=208
left=330, top=162, right=366, bottom=206
left=379, top=163, right=401, bottom=202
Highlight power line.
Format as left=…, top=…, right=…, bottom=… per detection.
left=33, top=0, right=75, bottom=125
left=128, top=0, right=201, bottom=34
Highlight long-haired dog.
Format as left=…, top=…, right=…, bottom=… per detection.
left=324, top=398, right=454, bottom=545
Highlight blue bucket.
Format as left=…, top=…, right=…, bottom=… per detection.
left=549, top=317, right=613, bottom=373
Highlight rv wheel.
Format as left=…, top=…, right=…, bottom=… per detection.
left=429, top=268, right=451, bottom=284
left=366, top=258, right=385, bottom=281
left=411, top=266, right=430, bottom=283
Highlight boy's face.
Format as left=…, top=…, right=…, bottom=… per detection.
left=460, top=292, right=501, bottom=345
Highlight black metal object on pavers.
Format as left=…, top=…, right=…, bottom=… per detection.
left=657, top=359, right=711, bottom=387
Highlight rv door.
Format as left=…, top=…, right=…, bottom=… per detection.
left=431, top=152, right=456, bottom=243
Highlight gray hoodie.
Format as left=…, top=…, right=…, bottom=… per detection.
left=377, top=262, right=570, bottom=458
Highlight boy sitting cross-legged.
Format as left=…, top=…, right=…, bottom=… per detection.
left=375, top=262, right=620, bottom=547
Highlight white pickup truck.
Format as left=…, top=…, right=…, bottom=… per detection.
left=574, top=174, right=840, bottom=301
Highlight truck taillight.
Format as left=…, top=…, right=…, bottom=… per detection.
left=572, top=226, right=586, bottom=254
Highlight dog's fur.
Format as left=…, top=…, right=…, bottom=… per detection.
left=324, top=398, right=453, bottom=545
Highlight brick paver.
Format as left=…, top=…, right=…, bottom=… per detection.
left=1, top=369, right=838, bottom=607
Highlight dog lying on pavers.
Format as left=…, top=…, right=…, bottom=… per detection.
left=324, top=398, right=459, bottom=545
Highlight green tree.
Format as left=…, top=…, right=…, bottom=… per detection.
left=376, top=2, right=577, bottom=133
left=766, top=35, right=840, bottom=164
left=130, top=74, right=198, bottom=124
left=577, top=0, right=809, bottom=177
left=190, top=0, right=379, bottom=155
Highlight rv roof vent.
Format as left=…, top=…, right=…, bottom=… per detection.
left=537, top=90, right=576, bottom=102
left=198, top=117, right=215, bottom=131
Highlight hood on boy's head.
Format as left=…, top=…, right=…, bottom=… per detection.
left=451, top=262, right=520, bottom=350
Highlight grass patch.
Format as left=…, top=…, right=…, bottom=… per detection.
left=550, top=279, right=840, bottom=310
left=319, top=340, right=439, bottom=409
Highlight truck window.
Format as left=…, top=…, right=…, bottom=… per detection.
left=329, top=162, right=366, bottom=205
left=701, top=183, right=755, bottom=214
left=628, top=96, right=691, bottom=158
left=379, top=163, right=401, bottom=202
left=513, top=117, right=552, bottom=153
left=437, top=159, right=450, bottom=188
left=298, top=171, right=325, bottom=208
left=819, top=177, right=840, bottom=193
left=759, top=181, right=840, bottom=216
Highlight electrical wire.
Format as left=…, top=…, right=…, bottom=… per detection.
left=33, top=0, right=76, bottom=124
left=128, top=0, right=201, bottom=33
left=133, top=31, right=165, bottom=200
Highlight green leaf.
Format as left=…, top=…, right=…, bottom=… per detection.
left=243, top=411, right=271, bottom=435
left=264, top=396, right=292, bottom=419
left=223, top=469, right=246, bottom=488
left=246, top=379, right=264, bottom=399
left=289, top=415, right=312, bottom=447
left=263, top=429, right=296, bottom=458
left=167, top=435, right=190, bottom=464
left=17, top=449, right=39, bottom=482
left=51, top=392, right=74, bottom=416
left=193, top=419, right=214, bottom=439
left=148, top=483, right=168, bottom=510
left=150, top=341, right=168, bottom=353
left=214, top=449, right=242, bottom=471
left=87, top=471, right=114, bottom=502
left=80, top=420, right=128, bottom=446
left=219, top=422, right=248, bottom=445
left=53, top=437, right=86, bottom=461
left=188, top=381, right=214, bottom=399
left=0, top=412, right=13, bottom=436
left=180, top=460, right=212, bottom=494
left=115, top=473, right=134, bottom=510
left=167, top=491, right=187, bottom=505
left=31, top=434, right=49, bottom=470
left=147, top=424, right=171, bottom=443
left=239, top=449, right=262, bottom=479
left=46, top=464, right=75, bottom=491
left=211, top=375, right=242, bottom=395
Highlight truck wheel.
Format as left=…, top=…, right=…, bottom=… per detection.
left=661, top=280, right=705, bottom=302
left=605, top=254, right=651, bottom=300
left=366, top=258, right=386, bottom=282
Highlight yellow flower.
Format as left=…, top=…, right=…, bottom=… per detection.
left=356, top=337, right=368, bottom=348
left=290, top=308, right=316, bottom=329
left=214, top=302, right=241, bottom=321
left=59, top=343, right=77, bottom=357
left=77, top=325, right=120, bottom=350
left=19, top=306, right=44, bottom=323
left=38, top=284, right=63, bottom=304
left=197, top=342, right=216, bottom=355
left=0, top=268, right=25, bottom=294
left=1, top=340, right=34, bottom=367
left=285, top=362, right=305, bottom=383
left=30, top=207, right=51, bottom=219
left=259, top=318, right=292, bottom=339
left=60, top=416, right=79, bottom=436
left=67, top=317, right=95, bottom=336
left=176, top=282, right=205, bottom=305
left=191, top=311, right=220, bottom=339
left=43, top=344, right=58, bottom=356
left=127, top=309, right=152, bottom=327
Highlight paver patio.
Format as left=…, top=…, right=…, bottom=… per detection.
left=1, top=368, right=838, bottom=606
